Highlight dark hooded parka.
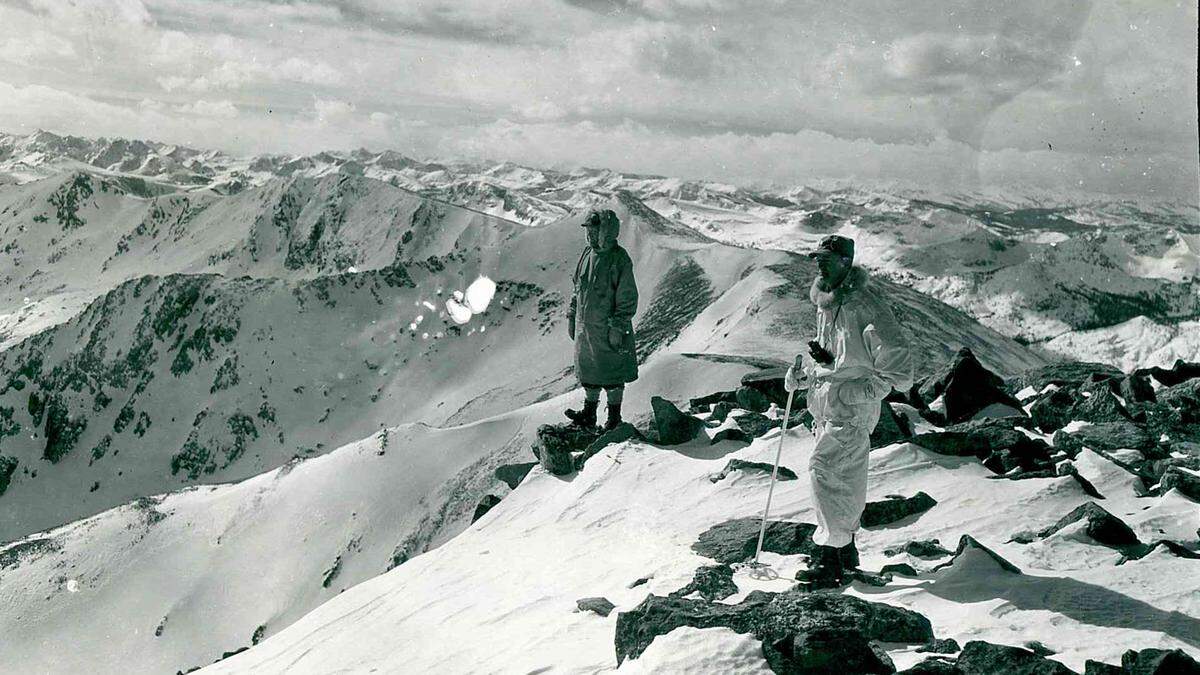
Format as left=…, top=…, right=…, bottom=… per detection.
left=567, top=209, right=639, bottom=386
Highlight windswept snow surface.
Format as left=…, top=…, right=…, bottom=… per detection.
left=207, top=431, right=1199, bottom=674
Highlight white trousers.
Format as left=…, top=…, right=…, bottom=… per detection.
left=808, top=418, right=872, bottom=548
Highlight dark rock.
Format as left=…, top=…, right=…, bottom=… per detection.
left=932, top=535, right=1022, bottom=574
left=861, top=492, right=937, bottom=527
left=628, top=576, right=652, bottom=588
left=533, top=424, right=600, bottom=475
left=710, top=401, right=736, bottom=423
left=615, top=589, right=932, bottom=665
left=733, top=412, right=779, bottom=438
left=1083, top=660, right=1124, bottom=675
left=742, top=367, right=793, bottom=406
left=689, top=389, right=738, bottom=413
left=1159, top=465, right=1200, bottom=500
left=494, top=462, right=537, bottom=490
left=1055, top=462, right=1106, bottom=499
left=880, top=563, right=919, bottom=577
left=710, top=458, right=797, bottom=483
left=1117, top=540, right=1200, bottom=564
left=919, top=408, right=949, bottom=427
left=943, top=418, right=1054, bottom=473
left=1147, top=359, right=1200, bottom=387
left=906, top=380, right=931, bottom=410
left=910, top=432, right=988, bottom=458
left=650, top=396, right=706, bottom=445
left=711, top=427, right=752, bottom=444
left=577, top=597, right=616, bottom=617
left=899, top=657, right=962, bottom=674
left=919, top=638, right=961, bottom=654
left=1025, top=641, right=1056, bottom=657
left=576, top=423, right=644, bottom=470
left=956, top=641, right=1075, bottom=675
left=885, top=540, right=953, bottom=558
left=471, top=495, right=502, bottom=524
left=1010, top=362, right=1123, bottom=395
left=692, top=518, right=816, bottom=564
left=1034, top=502, right=1139, bottom=548
left=1073, top=387, right=1132, bottom=424
left=669, top=564, right=739, bottom=602
left=1121, top=647, right=1200, bottom=674
left=1051, top=422, right=1154, bottom=457
left=920, top=348, right=1026, bottom=424
left=736, top=386, right=772, bottom=413
left=773, top=626, right=895, bottom=674
left=1030, top=388, right=1079, bottom=433
left=872, top=401, right=913, bottom=449
left=0, top=455, right=17, bottom=496
left=1158, top=378, right=1200, bottom=419
left=1121, top=371, right=1157, bottom=404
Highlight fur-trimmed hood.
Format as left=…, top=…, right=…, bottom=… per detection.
left=810, top=265, right=869, bottom=309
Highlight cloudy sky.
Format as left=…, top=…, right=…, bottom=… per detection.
left=1, top=0, right=1197, bottom=201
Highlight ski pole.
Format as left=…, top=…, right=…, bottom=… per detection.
left=752, top=387, right=795, bottom=567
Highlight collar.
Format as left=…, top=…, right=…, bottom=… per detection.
left=809, top=265, right=868, bottom=309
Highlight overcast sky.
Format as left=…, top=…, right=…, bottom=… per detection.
left=1, top=0, right=1196, bottom=201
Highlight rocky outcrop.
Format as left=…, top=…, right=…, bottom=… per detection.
left=920, top=348, right=1026, bottom=424
left=871, top=402, right=913, bottom=449
left=649, top=396, right=705, bottom=445
left=1051, top=422, right=1154, bottom=456
left=494, top=462, right=537, bottom=489
left=711, top=427, right=752, bottom=444
left=575, top=423, right=643, bottom=471
left=861, top=492, right=937, bottom=527
left=735, top=386, right=772, bottom=413
left=668, top=564, right=738, bottom=602
left=577, top=597, right=615, bottom=617
left=689, top=389, right=738, bottom=413
left=773, top=626, right=896, bottom=674
left=470, top=495, right=502, bottom=524
left=1030, top=389, right=1078, bottom=433
left=692, top=518, right=816, bottom=564
left=615, top=589, right=934, bottom=668
left=1146, top=359, right=1200, bottom=387
left=710, top=459, right=797, bottom=483
left=1088, top=647, right=1200, bottom=675
left=955, top=641, right=1075, bottom=675
left=1008, top=362, right=1123, bottom=396
left=532, top=424, right=600, bottom=475
left=741, top=367, right=792, bottom=407
left=733, top=412, right=778, bottom=438
left=932, top=535, right=1022, bottom=574
left=885, top=540, right=953, bottom=559
left=1159, top=465, right=1200, bottom=500
left=1014, top=502, right=1140, bottom=548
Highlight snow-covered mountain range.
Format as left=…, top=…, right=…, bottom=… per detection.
left=0, top=130, right=1196, bottom=674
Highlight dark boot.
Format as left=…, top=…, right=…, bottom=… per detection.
left=839, top=538, right=860, bottom=570
left=565, top=399, right=598, bottom=428
left=795, top=545, right=846, bottom=588
left=604, top=402, right=623, bottom=431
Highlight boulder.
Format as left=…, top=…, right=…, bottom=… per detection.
left=614, top=590, right=933, bottom=665
left=1030, top=388, right=1079, bottom=433
left=1158, top=378, right=1200, bottom=417
left=494, top=462, right=537, bottom=490
left=470, top=495, right=502, bottom=524
left=1051, top=422, right=1154, bottom=456
left=920, top=348, right=1026, bottom=424
left=1118, top=540, right=1200, bottom=564
left=931, top=535, right=1022, bottom=574
left=1009, top=362, right=1123, bottom=395
left=880, top=563, right=919, bottom=577
left=1083, top=661, right=1123, bottom=675
left=1147, top=359, right=1200, bottom=387
left=898, top=658, right=962, bottom=674
left=577, top=597, right=616, bottom=617
left=736, top=386, right=772, bottom=413
left=956, top=641, right=1075, bottom=675
left=710, top=459, right=798, bottom=483
left=650, top=396, right=706, bottom=445
left=1072, top=387, right=1132, bottom=424
left=871, top=402, right=913, bottom=449
left=709, top=401, right=736, bottom=423
left=770, top=627, right=896, bottom=675
left=1160, top=465, right=1200, bottom=500
left=910, top=432, right=988, bottom=458
left=710, top=427, right=752, bottom=445
left=575, top=423, right=644, bottom=471
left=668, top=564, right=738, bottom=602
left=1120, top=371, right=1157, bottom=404
left=1121, top=647, right=1200, bottom=674
left=861, top=492, right=937, bottom=527
left=692, top=518, right=816, bottom=564
left=919, top=638, right=962, bottom=654
left=533, top=424, right=600, bottom=475
left=689, top=389, right=738, bottom=413
left=742, top=367, right=792, bottom=406
left=733, top=412, right=779, bottom=438
left=1033, top=503, right=1140, bottom=548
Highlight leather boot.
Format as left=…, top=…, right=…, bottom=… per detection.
left=795, top=545, right=846, bottom=588
left=839, top=537, right=860, bottom=570
left=565, top=399, right=598, bottom=428
left=604, top=402, right=623, bottom=431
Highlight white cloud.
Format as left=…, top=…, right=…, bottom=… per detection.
left=174, top=99, right=239, bottom=118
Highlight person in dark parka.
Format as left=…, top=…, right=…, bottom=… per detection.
left=564, top=209, right=639, bottom=430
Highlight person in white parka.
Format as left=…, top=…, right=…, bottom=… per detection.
left=784, top=234, right=914, bottom=587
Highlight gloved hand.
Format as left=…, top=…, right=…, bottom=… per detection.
left=784, top=365, right=800, bottom=392
left=607, top=326, right=624, bottom=350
